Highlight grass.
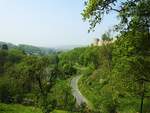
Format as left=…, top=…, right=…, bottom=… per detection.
left=0, top=103, right=72, bottom=113
left=0, top=103, right=42, bottom=113
left=78, top=75, right=99, bottom=110
left=51, top=110, right=69, bottom=113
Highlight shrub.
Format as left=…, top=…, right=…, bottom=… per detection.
left=0, top=77, right=12, bottom=103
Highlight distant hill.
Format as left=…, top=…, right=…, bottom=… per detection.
left=18, top=44, right=54, bottom=55
left=0, top=41, right=87, bottom=54
left=0, top=41, right=17, bottom=49
left=54, top=45, right=87, bottom=51
left=0, top=41, right=55, bottom=55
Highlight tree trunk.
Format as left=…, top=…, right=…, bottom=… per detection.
left=140, top=91, right=144, bottom=113
left=37, top=77, right=44, bottom=95
left=140, top=82, right=145, bottom=113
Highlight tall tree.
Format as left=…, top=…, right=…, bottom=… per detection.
left=82, top=0, right=150, bottom=113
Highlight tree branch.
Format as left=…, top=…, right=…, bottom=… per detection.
left=110, top=8, right=121, bottom=12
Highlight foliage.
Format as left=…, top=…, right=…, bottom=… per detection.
left=112, top=31, right=150, bottom=113
left=82, top=0, right=150, bottom=32
left=0, top=76, right=13, bottom=103
left=63, top=63, right=77, bottom=76
left=59, top=46, right=101, bottom=69
left=82, top=0, right=150, bottom=113
left=49, top=80, right=76, bottom=111
left=0, top=46, right=77, bottom=113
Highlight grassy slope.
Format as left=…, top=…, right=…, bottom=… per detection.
left=0, top=103, right=42, bottom=113
left=51, top=110, right=69, bottom=113
left=78, top=75, right=98, bottom=110
left=0, top=103, right=70, bottom=113
left=78, top=75, right=150, bottom=113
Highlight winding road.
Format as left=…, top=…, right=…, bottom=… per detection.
left=70, top=75, right=89, bottom=106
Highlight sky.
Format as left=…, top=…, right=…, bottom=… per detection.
left=0, top=0, right=118, bottom=48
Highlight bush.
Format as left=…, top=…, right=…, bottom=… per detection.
left=0, top=77, right=12, bottom=103
left=0, top=74, right=25, bottom=104
left=49, top=80, right=76, bottom=111
left=63, top=64, right=77, bottom=76
left=81, top=66, right=94, bottom=77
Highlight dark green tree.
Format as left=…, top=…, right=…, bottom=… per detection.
left=0, top=50, right=8, bottom=74
left=1, top=44, right=8, bottom=50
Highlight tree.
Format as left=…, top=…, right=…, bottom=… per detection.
left=8, top=56, right=57, bottom=113
left=82, top=0, right=150, bottom=113
left=1, top=44, right=8, bottom=50
left=112, top=31, right=150, bottom=113
left=82, top=0, right=150, bottom=32
left=8, top=49, right=25, bottom=63
left=0, top=76, right=12, bottom=103
left=63, top=63, right=77, bottom=76
left=0, top=50, right=8, bottom=74
left=101, top=32, right=113, bottom=43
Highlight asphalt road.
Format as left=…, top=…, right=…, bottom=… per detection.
left=70, top=75, right=88, bottom=106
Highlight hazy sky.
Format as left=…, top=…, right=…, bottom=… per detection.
left=0, top=0, right=118, bottom=47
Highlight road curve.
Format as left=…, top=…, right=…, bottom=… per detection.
left=71, top=75, right=88, bottom=106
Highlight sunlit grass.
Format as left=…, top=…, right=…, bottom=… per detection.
left=0, top=103, right=42, bottom=113
left=0, top=103, right=72, bottom=113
